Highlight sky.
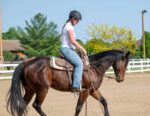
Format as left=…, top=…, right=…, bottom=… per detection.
left=2, top=0, right=150, bottom=42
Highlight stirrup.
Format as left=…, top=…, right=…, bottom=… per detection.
left=80, top=83, right=82, bottom=92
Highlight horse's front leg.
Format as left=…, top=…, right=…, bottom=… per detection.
left=90, top=90, right=110, bottom=116
left=74, top=89, right=89, bottom=116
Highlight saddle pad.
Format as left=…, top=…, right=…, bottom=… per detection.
left=50, top=56, right=89, bottom=71
left=50, top=56, right=74, bottom=70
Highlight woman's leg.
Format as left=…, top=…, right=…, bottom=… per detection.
left=60, top=47, right=83, bottom=88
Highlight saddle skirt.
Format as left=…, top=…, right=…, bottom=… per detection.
left=50, top=56, right=90, bottom=71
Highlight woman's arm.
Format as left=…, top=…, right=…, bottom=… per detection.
left=67, top=30, right=87, bottom=55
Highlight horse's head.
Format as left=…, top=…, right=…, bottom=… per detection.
left=112, top=51, right=130, bottom=82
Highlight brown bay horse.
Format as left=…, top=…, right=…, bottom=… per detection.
left=6, top=50, right=130, bottom=116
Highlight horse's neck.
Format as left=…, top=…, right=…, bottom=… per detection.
left=93, top=61, right=113, bottom=77
left=99, top=63, right=112, bottom=74
left=89, top=54, right=114, bottom=77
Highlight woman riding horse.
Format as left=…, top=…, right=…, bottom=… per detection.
left=60, top=10, right=87, bottom=92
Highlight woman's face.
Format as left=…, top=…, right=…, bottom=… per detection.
left=71, top=18, right=79, bottom=26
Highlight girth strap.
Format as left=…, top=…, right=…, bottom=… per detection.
left=65, top=64, right=72, bottom=87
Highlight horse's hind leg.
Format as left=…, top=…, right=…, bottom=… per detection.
left=90, top=90, right=109, bottom=116
left=23, top=88, right=35, bottom=105
left=74, top=90, right=89, bottom=116
left=32, top=87, right=48, bottom=116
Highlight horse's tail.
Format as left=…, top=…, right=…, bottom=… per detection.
left=6, top=62, right=27, bottom=116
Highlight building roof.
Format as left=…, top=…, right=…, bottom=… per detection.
left=3, top=40, right=24, bottom=51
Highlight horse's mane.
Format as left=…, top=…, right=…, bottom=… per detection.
left=88, top=50, right=125, bottom=65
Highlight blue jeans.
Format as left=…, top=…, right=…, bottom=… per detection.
left=60, top=47, right=83, bottom=88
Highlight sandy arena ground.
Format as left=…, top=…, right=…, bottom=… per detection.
left=0, top=73, right=150, bottom=116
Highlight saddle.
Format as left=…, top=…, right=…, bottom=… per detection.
left=50, top=55, right=89, bottom=71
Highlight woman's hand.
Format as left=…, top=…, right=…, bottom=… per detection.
left=82, top=48, right=87, bottom=55
left=78, top=48, right=87, bottom=56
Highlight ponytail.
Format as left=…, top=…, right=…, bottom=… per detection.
left=61, top=19, right=70, bottom=34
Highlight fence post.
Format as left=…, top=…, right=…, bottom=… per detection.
left=141, top=59, right=144, bottom=72
left=127, top=61, right=131, bottom=73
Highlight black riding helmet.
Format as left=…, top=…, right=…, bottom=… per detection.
left=69, top=10, right=82, bottom=20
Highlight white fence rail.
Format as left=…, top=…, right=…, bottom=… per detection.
left=0, top=59, right=150, bottom=80
left=0, top=63, right=18, bottom=79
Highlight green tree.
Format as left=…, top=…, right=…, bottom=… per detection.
left=138, top=31, right=150, bottom=58
left=145, top=31, right=150, bottom=58
left=2, top=27, right=20, bottom=39
left=18, top=13, right=61, bottom=57
left=3, top=51, right=16, bottom=61
left=134, top=47, right=142, bottom=58
left=85, top=38, right=106, bottom=54
left=86, top=24, right=136, bottom=55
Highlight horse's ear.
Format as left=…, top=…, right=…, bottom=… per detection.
left=125, top=51, right=130, bottom=58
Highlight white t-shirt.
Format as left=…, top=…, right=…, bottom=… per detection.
left=61, top=22, right=76, bottom=49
